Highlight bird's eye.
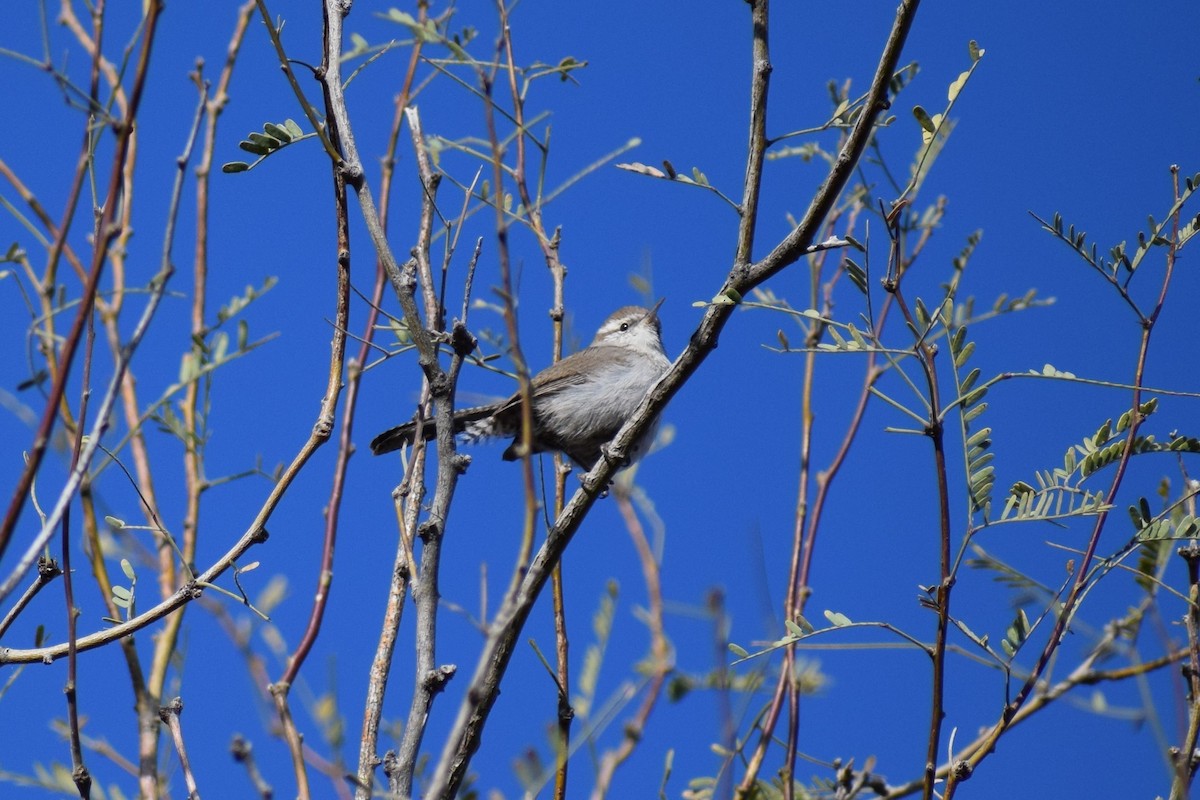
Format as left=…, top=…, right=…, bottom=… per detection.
left=620, top=322, right=630, bottom=331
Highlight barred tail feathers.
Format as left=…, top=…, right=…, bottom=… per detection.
left=369, top=402, right=505, bottom=456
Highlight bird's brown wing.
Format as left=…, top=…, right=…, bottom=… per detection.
left=487, top=345, right=632, bottom=423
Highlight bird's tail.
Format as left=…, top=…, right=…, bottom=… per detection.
left=370, top=403, right=502, bottom=455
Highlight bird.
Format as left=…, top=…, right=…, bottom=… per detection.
left=370, top=301, right=670, bottom=470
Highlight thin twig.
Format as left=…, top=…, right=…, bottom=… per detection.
left=0, top=556, right=61, bottom=639
left=231, top=735, right=275, bottom=800
left=159, top=698, right=200, bottom=799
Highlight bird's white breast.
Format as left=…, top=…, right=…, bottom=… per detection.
left=537, top=347, right=670, bottom=444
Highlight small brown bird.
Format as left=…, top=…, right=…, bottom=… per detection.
left=370, top=301, right=669, bottom=469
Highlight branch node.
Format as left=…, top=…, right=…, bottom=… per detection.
left=450, top=320, right=477, bottom=357
left=429, top=373, right=451, bottom=398
left=417, top=520, right=440, bottom=543
left=423, top=664, right=457, bottom=693
left=37, top=555, right=63, bottom=581
left=158, top=696, right=184, bottom=723
left=340, top=160, right=363, bottom=183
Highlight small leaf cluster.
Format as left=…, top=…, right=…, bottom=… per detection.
left=105, top=557, right=137, bottom=624
left=949, top=322, right=992, bottom=513
left=614, top=160, right=740, bottom=212
left=149, top=279, right=278, bottom=446
left=1000, top=608, right=1030, bottom=658
left=1033, top=172, right=1199, bottom=312
left=1071, top=399, right=1200, bottom=479
left=382, top=8, right=475, bottom=61
left=999, top=398, right=1200, bottom=527
left=1129, top=496, right=1200, bottom=543
left=222, top=120, right=306, bottom=173
left=814, top=313, right=872, bottom=353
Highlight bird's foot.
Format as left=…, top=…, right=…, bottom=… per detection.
left=599, top=443, right=631, bottom=468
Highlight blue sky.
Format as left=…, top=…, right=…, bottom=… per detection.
left=2, top=2, right=1199, bottom=798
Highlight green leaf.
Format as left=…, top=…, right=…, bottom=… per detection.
left=1005, top=608, right=1030, bottom=649
left=212, top=331, right=229, bottom=364
left=953, top=340, right=976, bottom=369
left=964, top=401, right=989, bottom=423
left=1179, top=516, right=1199, bottom=539
left=247, top=131, right=282, bottom=150
left=949, top=326, right=966, bottom=354
left=263, top=122, right=293, bottom=143
left=914, top=297, right=930, bottom=328
left=444, top=38, right=469, bottom=61
left=178, top=353, right=198, bottom=384
left=847, top=322, right=869, bottom=350
left=238, top=140, right=270, bottom=155
left=728, top=643, right=749, bottom=658
left=1127, top=504, right=1144, bottom=530
left=844, top=258, right=868, bottom=294
left=386, top=8, right=418, bottom=26
left=960, top=387, right=987, bottom=408
left=615, top=161, right=666, bottom=179
left=966, top=427, right=992, bottom=448
left=1009, top=481, right=1035, bottom=496
left=913, top=105, right=936, bottom=133
left=947, top=70, right=970, bottom=103
left=823, top=610, right=852, bottom=627
left=960, top=367, right=981, bottom=394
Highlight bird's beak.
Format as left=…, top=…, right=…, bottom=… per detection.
left=646, top=297, right=665, bottom=323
